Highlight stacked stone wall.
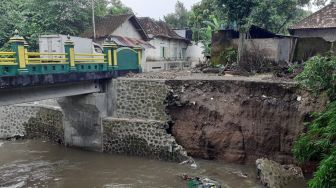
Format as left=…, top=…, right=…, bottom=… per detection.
left=103, top=78, right=189, bottom=162
left=103, top=118, right=187, bottom=162
left=114, top=79, right=169, bottom=121
left=0, top=105, right=64, bottom=144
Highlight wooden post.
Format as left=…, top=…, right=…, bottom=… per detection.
left=64, top=35, right=76, bottom=71
left=9, top=30, right=28, bottom=74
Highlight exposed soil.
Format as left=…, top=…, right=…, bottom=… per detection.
left=165, top=79, right=327, bottom=164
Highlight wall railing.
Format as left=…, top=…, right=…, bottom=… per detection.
left=0, top=32, right=142, bottom=76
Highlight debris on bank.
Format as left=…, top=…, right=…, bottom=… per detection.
left=180, top=174, right=222, bottom=188
left=256, top=158, right=304, bottom=188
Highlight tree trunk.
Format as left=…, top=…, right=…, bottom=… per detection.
left=237, top=32, right=247, bottom=66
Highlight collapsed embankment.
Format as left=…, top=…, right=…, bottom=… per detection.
left=0, top=77, right=326, bottom=165
left=165, top=79, right=326, bottom=164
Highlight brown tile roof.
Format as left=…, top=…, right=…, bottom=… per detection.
left=138, top=17, right=189, bottom=41
left=110, top=35, right=154, bottom=49
left=290, top=3, right=336, bottom=30
left=82, top=14, right=149, bottom=40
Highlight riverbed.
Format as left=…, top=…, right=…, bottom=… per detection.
left=0, top=140, right=306, bottom=188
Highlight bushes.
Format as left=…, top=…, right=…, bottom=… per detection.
left=295, top=56, right=336, bottom=100
left=293, top=55, right=336, bottom=188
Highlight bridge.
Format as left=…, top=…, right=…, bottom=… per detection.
left=0, top=33, right=142, bottom=106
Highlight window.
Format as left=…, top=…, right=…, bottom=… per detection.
left=160, top=46, right=166, bottom=59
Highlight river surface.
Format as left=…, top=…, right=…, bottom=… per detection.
left=0, top=140, right=305, bottom=188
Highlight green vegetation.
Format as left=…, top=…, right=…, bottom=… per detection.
left=164, top=1, right=190, bottom=29
left=295, top=56, right=336, bottom=99
left=293, top=55, right=336, bottom=188
left=0, top=0, right=132, bottom=50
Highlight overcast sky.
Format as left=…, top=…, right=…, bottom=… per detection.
left=120, top=0, right=328, bottom=20
left=120, top=0, right=201, bottom=20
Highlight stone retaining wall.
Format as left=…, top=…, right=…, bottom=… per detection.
left=0, top=104, right=64, bottom=144
left=106, top=79, right=189, bottom=162
left=113, top=79, right=169, bottom=121
left=103, top=118, right=188, bottom=162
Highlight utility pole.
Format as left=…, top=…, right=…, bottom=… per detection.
left=92, top=0, right=96, bottom=40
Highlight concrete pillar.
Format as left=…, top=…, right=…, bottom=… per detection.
left=58, top=93, right=108, bottom=152
left=64, top=35, right=76, bottom=71
left=9, top=30, right=28, bottom=74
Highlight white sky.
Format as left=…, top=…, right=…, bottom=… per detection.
left=120, top=0, right=329, bottom=20
left=120, top=0, right=201, bottom=20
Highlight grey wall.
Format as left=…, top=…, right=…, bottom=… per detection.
left=292, top=28, right=336, bottom=42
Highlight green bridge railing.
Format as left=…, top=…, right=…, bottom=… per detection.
left=0, top=33, right=142, bottom=76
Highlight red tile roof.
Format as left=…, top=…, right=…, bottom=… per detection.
left=110, top=35, right=154, bottom=49
left=82, top=14, right=149, bottom=40
left=138, top=17, right=190, bottom=42
left=290, top=3, right=336, bottom=30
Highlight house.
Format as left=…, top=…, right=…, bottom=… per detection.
left=212, top=25, right=295, bottom=64
left=138, top=17, right=192, bottom=72
left=289, top=2, right=336, bottom=42
left=82, top=14, right=153, bottom=67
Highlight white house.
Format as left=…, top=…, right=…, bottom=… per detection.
left=82, top=14, right=153, bottom=67
left=138, top=17, right=193, bottom=72
left=82, top=14, right=203, bottom=72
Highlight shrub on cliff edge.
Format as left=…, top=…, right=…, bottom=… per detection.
left=293, top=55, right=336, bottom=188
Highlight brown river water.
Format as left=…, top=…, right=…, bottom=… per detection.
left=0, top=140, right=306, bottom=188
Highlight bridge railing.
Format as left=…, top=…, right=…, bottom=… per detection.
left=0, top=32, right=143, bottom=76
left=0, top=52, right=18, bottom=76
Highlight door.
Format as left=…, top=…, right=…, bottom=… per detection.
left=117, top=47, right=139, bottom=71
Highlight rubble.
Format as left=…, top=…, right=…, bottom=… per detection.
left=256, top=158, right=304, bottom=188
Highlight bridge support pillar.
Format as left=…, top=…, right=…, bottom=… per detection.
left=58, top=93, right=108, bottom=152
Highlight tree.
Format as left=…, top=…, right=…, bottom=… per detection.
left=188, top=0, right=226, bottom=42
left=0, top=0, right=132, bottom=50
left=164, top=1, right=189, bottom=29
left=107, top=0, right=133, bottom=15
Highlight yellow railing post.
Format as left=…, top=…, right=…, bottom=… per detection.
left=9, top=30, right=28, bottom=74
left=112, top=43, right=118, bottom=68
left=103, top=40, right=117, bottom=71
left=134, top=46, right=142, bottom=71
left=64, top=35, right=76, bottom=71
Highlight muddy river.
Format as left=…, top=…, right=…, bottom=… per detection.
left=0, top=140, right=305, bottom=188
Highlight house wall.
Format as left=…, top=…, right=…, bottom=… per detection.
left=211, top=32, right=294, bottom=64
left=145, top=38, right=188, bottom=61
left=186, top=42, right=204, bottom=64
left=243, top=38, right=293, bottom=62
left=292, top=28, right=336, bottom=42
left=142, top=38, right=190, bottom=72
left=112, top=20, right=142, bottom=39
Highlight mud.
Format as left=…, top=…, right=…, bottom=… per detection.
left=166, top=79, right=326, bottom=164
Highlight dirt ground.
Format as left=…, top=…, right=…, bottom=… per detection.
left=125, top=70, right=295, bottom=84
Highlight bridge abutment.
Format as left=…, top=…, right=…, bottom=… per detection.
left=58, top=93, right=108, bottom=152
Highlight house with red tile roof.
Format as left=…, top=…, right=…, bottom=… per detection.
left=289, top=2, right=336, bottom=42
left=83, top=14, right=201, bottom=72
left=138, top=17, right=193, bottom=71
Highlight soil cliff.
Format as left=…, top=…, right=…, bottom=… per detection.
left=166, top=79, right=326, bottom=164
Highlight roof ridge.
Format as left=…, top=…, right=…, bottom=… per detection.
left=290, top=2, right=336, bottom=30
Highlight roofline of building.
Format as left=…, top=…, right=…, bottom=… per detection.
left=289, top=2, right=336, bottom=30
